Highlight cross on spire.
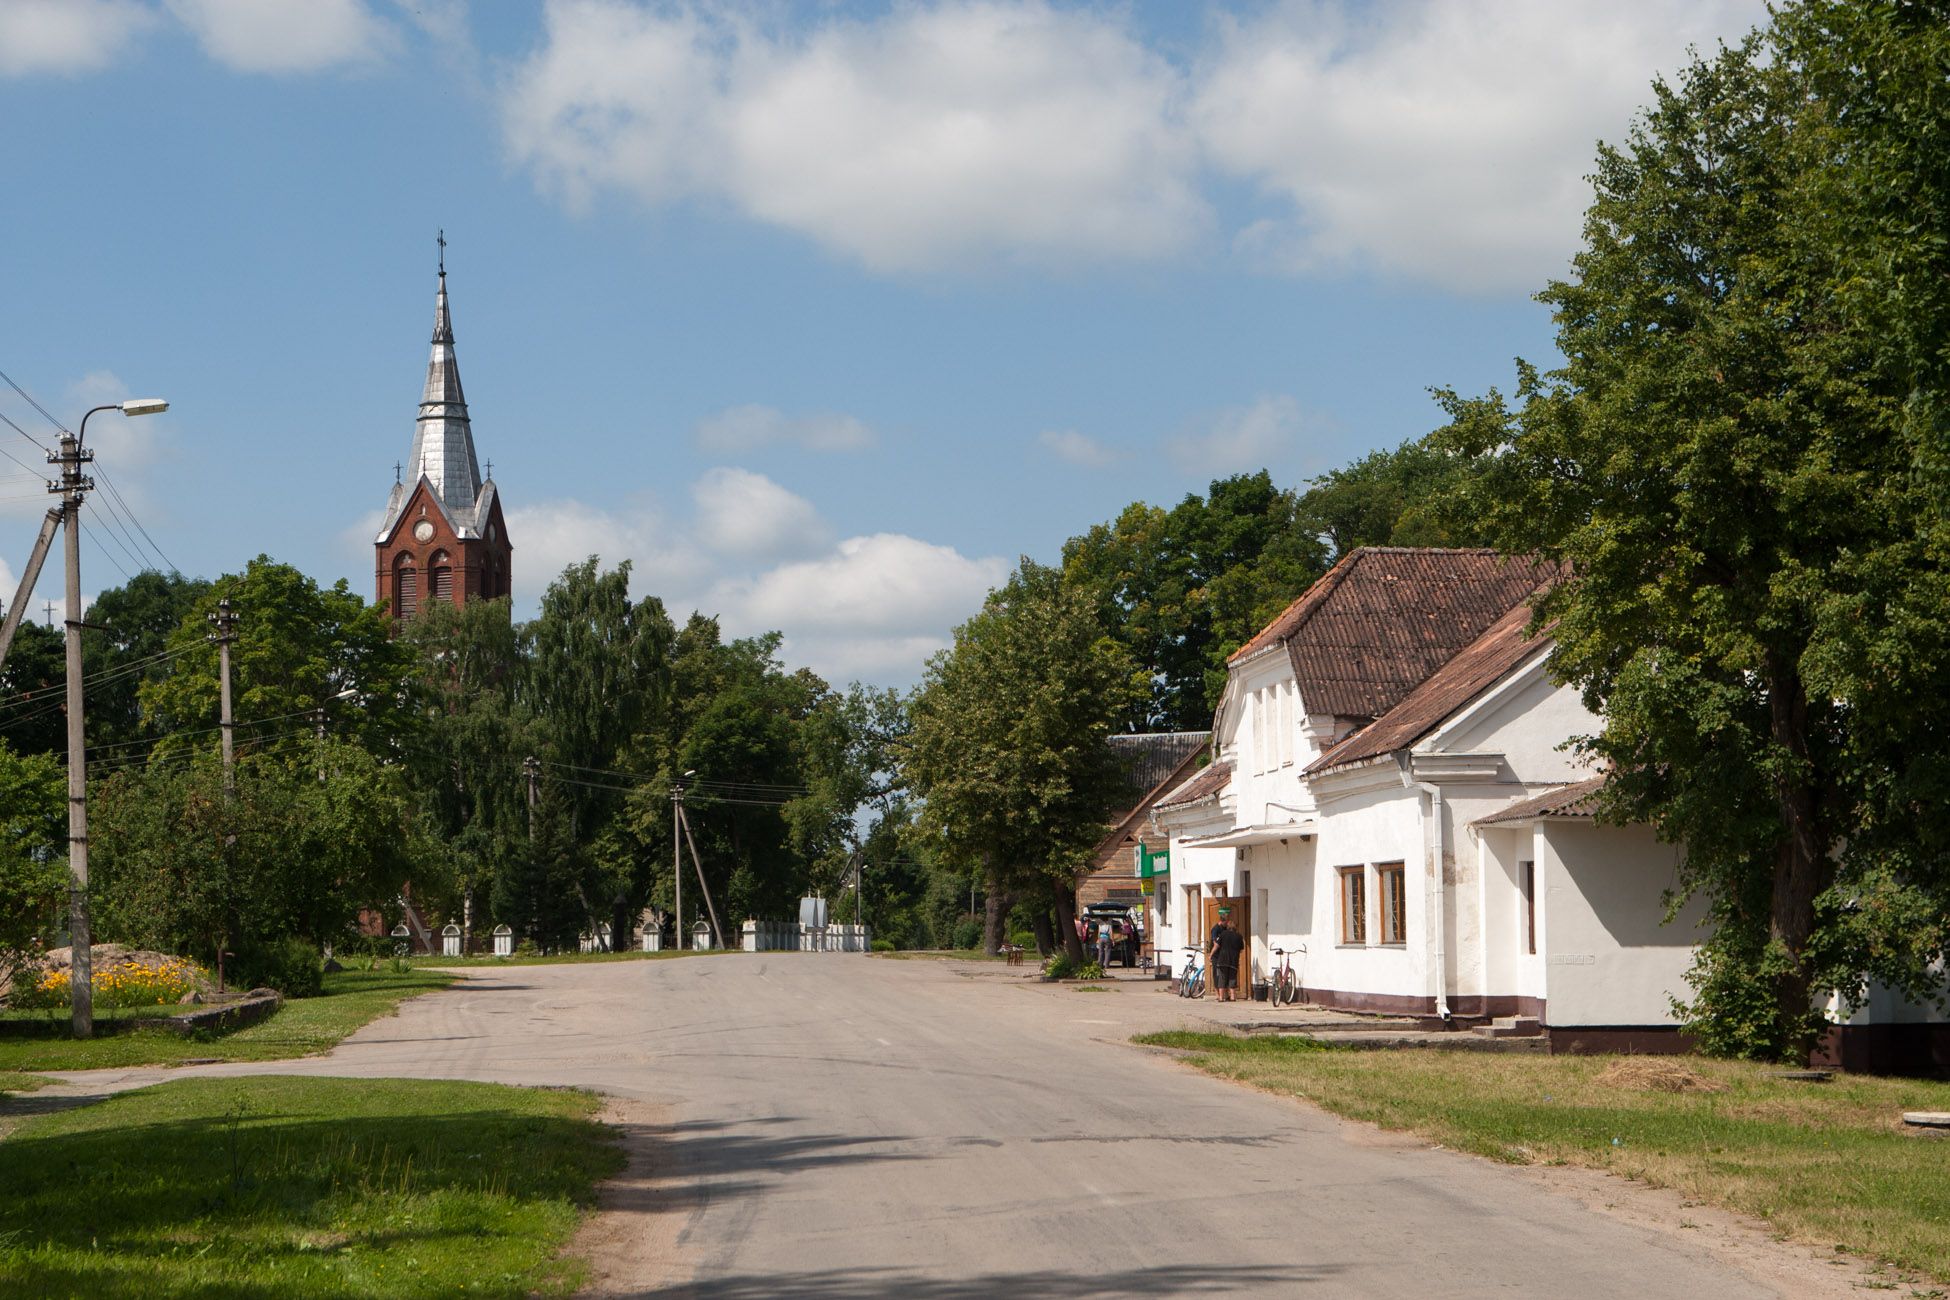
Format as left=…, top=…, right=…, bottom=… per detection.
left=393, top=459, right=401, bottom=484
left=437, top=228, right=446, bottom=276
left=485, top=458, right=492, bottom=479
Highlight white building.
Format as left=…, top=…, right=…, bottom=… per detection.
left=1148, top=547, right=1939, bottom=1060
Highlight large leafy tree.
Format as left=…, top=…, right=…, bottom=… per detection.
left=905, top=560, right=1143, bottom=956
left=1437, top=8, right=1950, bottom=1057
left=1063, top=472, right=1325, bottom=730
left=81, top=570, right=211, bottom=753
left=0, top=741, right=65, bottom=991
left=1294, top=438, right=1492, bottom=560
left=141, top=556, right=418, bottom=761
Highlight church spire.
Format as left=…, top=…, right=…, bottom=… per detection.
left=403, top=234, right=482, bottom=520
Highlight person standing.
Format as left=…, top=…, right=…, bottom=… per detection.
left=1209, top=909, right=1245, bottom=1002
left=1096, top=919, right=1114, bottom=970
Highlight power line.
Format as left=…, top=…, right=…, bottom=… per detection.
left=0, top=409, right=51, bottom=457
left=82, top=504, right=143, bottom=578
left=78, top=515, right=132, bottom=581
left=0, top=366, right=67, bottom=435
left=92, top=462, right=174, bottom=573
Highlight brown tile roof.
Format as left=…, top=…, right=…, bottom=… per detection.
left=1155, top=759, right=1230, bottom=810
left=1474, top=775, right=1608, bottom=824
left=1107, top=731, right=1211, bottom=802
left=1307, top=600, right=1551, bottom=773
left=1228, top=548, right=1552, bottom=722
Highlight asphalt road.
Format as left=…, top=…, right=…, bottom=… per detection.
left=44, top=955, right=1843, bottom=1297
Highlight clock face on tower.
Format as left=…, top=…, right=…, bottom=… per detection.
left=413, top=519, right=435, bottom=544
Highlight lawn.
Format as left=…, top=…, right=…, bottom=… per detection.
left=0, top=1075, right=623, bottom=1298
left=0, top=968, right=456, bottom=1075
left=1137, top=1031, right=1950, bottom=1285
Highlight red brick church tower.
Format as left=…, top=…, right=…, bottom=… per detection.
left=374, top=242, right=511, bottom=619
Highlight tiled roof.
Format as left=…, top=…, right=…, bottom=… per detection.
left=1307, top=600, right=1551, bottom=773
left=1474, top=775, right=1608, bottom=824
left=1228, top=548, right=1552, bottom=722
left=1156, top=759, right=1230, bottom=810
left=1107, top=732, right=1211, bottom=802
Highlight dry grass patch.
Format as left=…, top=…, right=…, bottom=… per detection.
left=1135, top=1031, right=1950, bottom=1285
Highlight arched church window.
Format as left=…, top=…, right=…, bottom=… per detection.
left=430, top=550, right=453, bottom=602
left=393, top=551, right=418, bottom=620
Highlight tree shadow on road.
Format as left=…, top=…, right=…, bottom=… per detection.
left=618, top=1263, right=1341, bottom=1297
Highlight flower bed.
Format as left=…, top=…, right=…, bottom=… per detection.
left=10, top=955, right=204, bottom=1011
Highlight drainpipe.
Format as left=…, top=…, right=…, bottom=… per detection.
left=1398, top=755, right=1452, bottom=1023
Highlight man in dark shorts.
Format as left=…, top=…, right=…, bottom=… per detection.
left=1208, top=909, right=1245, bottom=1002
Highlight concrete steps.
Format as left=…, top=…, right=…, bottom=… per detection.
left=1472, top=1015, right=1544, bottom=1039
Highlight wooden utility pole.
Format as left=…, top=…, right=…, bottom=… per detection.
left=55, top=432, right=93, bottom=1038
left=208, top=598, right=237, bottom=794
left=671, top=781, right=683, bottom=950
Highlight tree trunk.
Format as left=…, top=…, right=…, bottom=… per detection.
left=1766, top=658, right=1831, bottom=1058
left=982, top=875, right=1012, bottom=956
left=1030, top=908, right=1055, bottom=959
left=1052, top=884, right=1086, bottom=961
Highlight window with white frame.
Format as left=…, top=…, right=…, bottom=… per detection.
left=1337, top=866, right=1367, bottom=945
left=1377, top=862, right=1407, bottom=945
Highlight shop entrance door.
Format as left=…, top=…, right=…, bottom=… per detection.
left=1201, top=894, right=1251, bottom=995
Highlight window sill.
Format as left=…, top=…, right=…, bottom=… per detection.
left=1377, top=941, right=1407, bottom=949
left=1335, top=942, right=1368, bottom=950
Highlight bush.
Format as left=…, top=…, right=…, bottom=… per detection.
left=234, top=937, right=324, bottom=998
left=870, top=938, right=896, bottom=953
left=1008, top=929, right=1036, bottom=952
left=1044, top=954, right=1107, bottom=981
left=951, top=919, right=982, bottom=951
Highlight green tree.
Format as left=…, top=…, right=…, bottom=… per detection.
left=905, top=560, right=1143, bottom=955
left=81, top=570, right=211, bottom=753
left=1063, top=472, right=1326, bottom=729
left=0, top=741, right=65, bottom=991
left=1294, top=438, right=1492, bottom=560
left=141, top=557, right=417, bottom=761
left=1436, top=10, right=1950, bottom=1058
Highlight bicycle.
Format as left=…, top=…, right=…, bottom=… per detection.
left=1177, top=946, right=1206, bottom=998
left=1268, top=943, right=1306, bottom=1005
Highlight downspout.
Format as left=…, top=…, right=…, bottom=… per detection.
left=1398, top=754, right=1452, bottom=1023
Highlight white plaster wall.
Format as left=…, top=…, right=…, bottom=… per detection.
left=1475, top=824, right=1547, bottom=1004
left=1308, top=783, right=1429, bottom=1001
left=1240, top=837, right=1315, bottom=986
left=1229, top=656, right=1318, bottom=830
left=1433, top=668, right=1599, bottom=783
left=1538, top=821, right=1699, bottom=1026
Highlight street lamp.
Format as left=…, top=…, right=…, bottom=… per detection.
left=61, top=394, right=168, bottom=1040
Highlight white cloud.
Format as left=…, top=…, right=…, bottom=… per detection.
left=710, top=532, right=1008, bottom=684
left=502, top=496, right=702, bottom=609
left=1193, top=0, right=1768, bottom=294
left=691, top=467, right=827, bottom=558
left=1039, top=428, right=1117, bottom=469
left=502, top=0, right=1206, bottom=272
left=694, top=404, right=874, bottom=454
left=166, top=0, right=394, bottom=73
left=0, top=0, right=156, bottom=76
left=1169, top=394, right=1303, bottom=473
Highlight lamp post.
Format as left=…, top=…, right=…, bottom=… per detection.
left=60, top=397, right=167, bottom=1039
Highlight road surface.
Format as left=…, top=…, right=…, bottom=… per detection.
left=39, top=955, right=1870, bottom=1297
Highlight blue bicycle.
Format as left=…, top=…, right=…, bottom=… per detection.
left=1177, top=946, right=1206, bottom=998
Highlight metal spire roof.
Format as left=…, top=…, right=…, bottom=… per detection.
left=377, top=254, right=495, bottom=543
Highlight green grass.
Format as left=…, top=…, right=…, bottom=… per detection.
left=0, top=1075, right=623, bottom=1298
left=871, top=948, right=1015, bottom=962
left=0, top=1002, right=203, bottom=1025
left=425, top=947, right=730, bottom=968
left=1135, top=1031, right=1950, bottom=1284
left=0, top=969, right=455, bottom=1075
left=0, top=1073, right=49, bottom=1094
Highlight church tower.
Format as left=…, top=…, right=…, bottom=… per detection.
left=374, top=240, right=512, bottom=619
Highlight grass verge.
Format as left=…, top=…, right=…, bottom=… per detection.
left=0, top=968, right=455, bottom=1075
left=1136, top=1031, right=1950, bottom=1284
left=0, top=1075, right=623, bottom=1298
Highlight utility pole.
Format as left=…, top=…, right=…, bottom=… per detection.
left=208, top=598, right=237, bottom=794
left=522, top=756, right=539, bottom=839
left=54, top=431, right=93, bottom=1038
left=671, top=779, right=684, bottom=950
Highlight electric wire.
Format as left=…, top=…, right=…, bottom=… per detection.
left=78, top=515, right=133, bottom=581
left=0, top=366, right=67, bottom=436
left=93, top=462, right=175, bottom=573
left=82, top=503, right=143, bottom=578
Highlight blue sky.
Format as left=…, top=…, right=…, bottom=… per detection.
left=0, top=0, right=1766, bottom=686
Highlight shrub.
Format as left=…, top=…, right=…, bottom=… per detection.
left=951, top=919, right=982, bottom=951
left=1008, top=929, right=1036, bottom=952
left=235, top=937, right=324, bottom=998
left=870, top=938, right=896, bottom=952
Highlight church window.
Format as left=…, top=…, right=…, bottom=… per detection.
left=430, top=550, right=453, bottom=602
left=393, top=551, right=418, bottom=620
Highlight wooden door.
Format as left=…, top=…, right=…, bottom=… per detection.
left=1201, top=895, right=1251, bottom=995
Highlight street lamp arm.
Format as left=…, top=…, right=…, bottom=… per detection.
left=74, top=404, right=119, bottom=452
